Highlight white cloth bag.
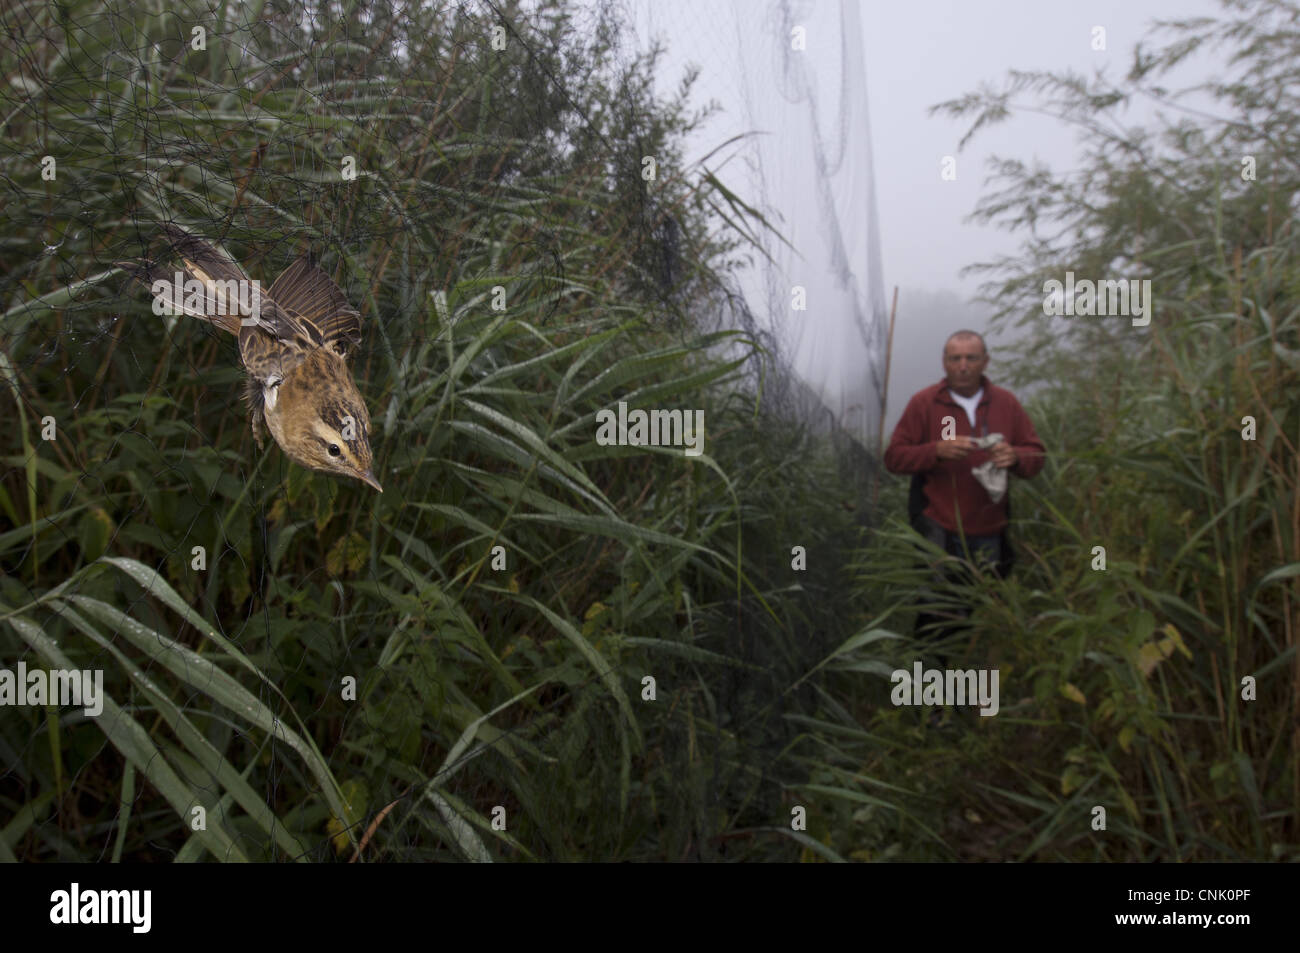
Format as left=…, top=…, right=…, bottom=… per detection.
left=969, top=433, right=1007, bottom=504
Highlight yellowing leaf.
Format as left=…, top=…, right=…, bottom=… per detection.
left=1136, top=642, right=1163, bottom=676
left=267, top=496, right=288, bottom=523
left=327, top=779, right=369, bottom=854
left=1137, top=629, right=1187, bottom=677
left=1162, top=623, right=1192, bottom=659
left=1117, top=786, right=1139, bottom=822
left=1061, top=765, right=1084, bottom=795
left=77, top=507, right=113, bottom=561
left=1060, top=682, right=1086, bottom=705
left=1118, top=723, right=1136, bottom=753
left=582, top=601, right=609, bottom=637
left=326, top=531, right=369, bottom=575
left=326, top=814, right=350, bottom=854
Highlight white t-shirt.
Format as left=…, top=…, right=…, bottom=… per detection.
left=951, top=387, right=983, bottom=430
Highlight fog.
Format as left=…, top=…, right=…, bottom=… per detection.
left=623, top=0, right=1230, bottom=435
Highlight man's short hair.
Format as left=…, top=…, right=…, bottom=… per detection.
left=944, top=329, right=987, bottom=357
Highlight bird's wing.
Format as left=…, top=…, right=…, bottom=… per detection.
left=155, top=225, right=326, bottom=351
left=241, top=293, right=322, bottom=352
left=265, top=256, right=362, bottom=358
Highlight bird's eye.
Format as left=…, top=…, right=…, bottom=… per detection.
left=328, top=444, right=341, bottom=457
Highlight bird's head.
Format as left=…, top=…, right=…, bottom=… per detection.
left=277, top=351, right=382, bottom=493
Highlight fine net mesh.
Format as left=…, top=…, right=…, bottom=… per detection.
left=626, top=0, right=889, bottom=457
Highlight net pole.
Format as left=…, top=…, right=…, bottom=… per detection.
left=873, top=285, right=899, bottom=508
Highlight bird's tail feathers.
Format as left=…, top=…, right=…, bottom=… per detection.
left=158, top=225, right=250, bottom=285
left=118, top=226, right=257, bottom=335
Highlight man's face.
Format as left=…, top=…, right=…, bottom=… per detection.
left=943, top=336, right=988, bottom=393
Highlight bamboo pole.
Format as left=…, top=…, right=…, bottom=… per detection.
left=873, top=286, right=899, bottom=508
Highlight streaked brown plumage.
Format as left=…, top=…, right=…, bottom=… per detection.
left=120, top=225, right=382, bottom=492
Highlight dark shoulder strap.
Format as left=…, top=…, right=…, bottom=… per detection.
left=908, top=472, right=927, bottom=528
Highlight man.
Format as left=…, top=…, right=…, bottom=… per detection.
left=884, top=330, right=1045, bottom=645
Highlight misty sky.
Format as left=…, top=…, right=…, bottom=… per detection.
left=862, top=0, right=1233, bottom=426
left=624, top=0, right=1231, bottom=433
left=863, top=0, right=1225, bottom=297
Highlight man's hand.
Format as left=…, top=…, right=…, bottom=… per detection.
left=935, top=436, right=976, bottom=461
left=989, top=441, right=1018, bottom=469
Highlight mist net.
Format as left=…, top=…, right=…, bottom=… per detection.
left=625, top=0, right=890, bottom=455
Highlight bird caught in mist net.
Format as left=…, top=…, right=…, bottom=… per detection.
left=120, top=225, right=382, bottom=492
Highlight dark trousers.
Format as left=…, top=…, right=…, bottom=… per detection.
left=911, top=514, right=1003, bottom=658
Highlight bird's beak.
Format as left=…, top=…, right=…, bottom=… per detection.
left=358, top=469, right=383, bottom=493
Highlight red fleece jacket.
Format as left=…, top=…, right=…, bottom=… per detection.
left=884, top=374, right=1045, bottom=536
